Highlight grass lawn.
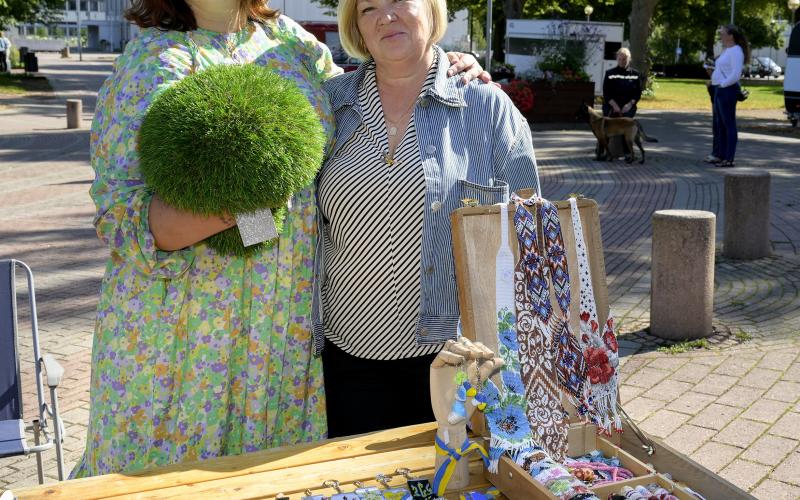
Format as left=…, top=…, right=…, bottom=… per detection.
left=0, top=73, right=52, bottom=95
left=639, top=78, right=785, bottom=111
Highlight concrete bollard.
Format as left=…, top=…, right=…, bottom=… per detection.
left=651, top=210, right=716, bottom=340
left=66, top=99, right=82, bottom=129
left=723, top=170, right=771, bottom=260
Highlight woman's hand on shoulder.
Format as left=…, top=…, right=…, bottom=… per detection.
left=445, top=52, right=493, bottom=85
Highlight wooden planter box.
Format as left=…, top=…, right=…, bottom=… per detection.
left=529, top=80, right=594, bottom=122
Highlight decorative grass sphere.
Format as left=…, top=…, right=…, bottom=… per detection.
left=139, top=63, right=326, bottom=256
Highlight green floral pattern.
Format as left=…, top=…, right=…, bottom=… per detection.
left=71, top=16, right=339, bottom=477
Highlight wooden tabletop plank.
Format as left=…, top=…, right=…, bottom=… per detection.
left=15, top=423, right=438, bottom=499
left=108, top=447, right=486, bottom=499
left=294, top=460, right=494, bottom=500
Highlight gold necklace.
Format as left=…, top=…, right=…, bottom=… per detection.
left=384, top=100, right=417, bottom=137
left=383, top=100, right=415, bottom=166
left=378, top=78, right=420, bottom=137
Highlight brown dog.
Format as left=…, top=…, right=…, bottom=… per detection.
left=576, top=104, right=658, bottom=164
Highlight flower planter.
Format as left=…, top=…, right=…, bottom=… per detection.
left=528, top=81, right=595, bottom=122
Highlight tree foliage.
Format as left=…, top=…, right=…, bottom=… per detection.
left=310, top=0, right=785, bottom=79
left=312, top=0, right=606, bottom=61
left=653, top=0, right=785, bottom=64
left=0, top=0, right=64, bottom=29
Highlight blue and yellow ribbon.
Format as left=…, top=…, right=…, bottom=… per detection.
left=432, top=435, right=490, bottom=497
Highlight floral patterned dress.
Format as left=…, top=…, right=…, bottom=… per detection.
left=70, top=16, right=339, bottom=478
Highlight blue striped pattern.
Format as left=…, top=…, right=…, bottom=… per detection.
left=312, top=46, right=541, bottom=355
left=318, top=61, right=439, bottom=360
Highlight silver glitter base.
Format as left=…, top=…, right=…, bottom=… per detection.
left=236, top=208, right=278, bottom=247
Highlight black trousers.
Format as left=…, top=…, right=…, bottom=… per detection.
left=322, top=339, right=438, bottom=438
left=0, top=52, right=7, bottom=73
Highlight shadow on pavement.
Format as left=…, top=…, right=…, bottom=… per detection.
left=0, top=129, right=89, bottom=163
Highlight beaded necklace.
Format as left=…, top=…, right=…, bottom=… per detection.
left=569, top=197, right=621, bottom=433
left=510, top=199, right=569, bottom=460
left=481, top=202, right=538, bottom=472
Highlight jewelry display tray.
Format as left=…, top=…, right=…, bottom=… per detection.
left=450, top=198, right=753, bottom=500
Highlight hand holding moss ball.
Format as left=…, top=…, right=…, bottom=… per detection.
left=139, top=63, right=326, bottom=256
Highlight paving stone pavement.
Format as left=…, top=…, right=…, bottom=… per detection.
left=1, top=53, right=799, bottom=497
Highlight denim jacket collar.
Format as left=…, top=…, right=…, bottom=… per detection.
left=327, top=45, right=466, bottom=112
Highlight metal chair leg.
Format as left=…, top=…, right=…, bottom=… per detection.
left=32, top=419, right=44, bottom=485
left=49, top=387, right=65, bottom=481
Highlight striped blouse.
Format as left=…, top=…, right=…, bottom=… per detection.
left=317, top=58, right=441, bottom=360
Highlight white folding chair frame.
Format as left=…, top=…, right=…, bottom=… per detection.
left=1, top=259, right=65, bottom=482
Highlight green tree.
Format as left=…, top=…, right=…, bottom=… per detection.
left=0, top=0, right=63, bottom=30
left=654, top=0, right=784, bottom=62
left=312, top=0, right=605, bottom=62
left=628, top=0, right=658, bottom=80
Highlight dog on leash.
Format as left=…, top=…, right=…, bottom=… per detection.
left=575, top=103, right=658, bottom=164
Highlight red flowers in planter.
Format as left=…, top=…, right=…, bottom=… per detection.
left=501, top=79, right=535, bottom=115
left=585, top=346, right=615, bottom=385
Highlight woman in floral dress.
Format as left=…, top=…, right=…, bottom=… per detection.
left=70, top=0, right=336, bottom=477
left=72, top=0, right=486, bottom=478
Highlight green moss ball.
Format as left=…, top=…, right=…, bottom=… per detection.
left=139, top=63, right=326, bottom=256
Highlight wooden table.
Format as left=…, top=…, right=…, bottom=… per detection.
left=14, top=423, right=492, bottom=499
left=13, top=197, right=753, bottom=500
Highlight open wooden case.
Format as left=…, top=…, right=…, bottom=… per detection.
left=450, top=198, right=753, bottom=500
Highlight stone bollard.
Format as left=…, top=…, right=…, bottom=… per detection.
left=723, top=170, right=771, bottom=260
left=66, top=99, right=82, bottom=129
left=651, top=210, right=716, bottom=340
left=60, top=46, right=70, bottom=58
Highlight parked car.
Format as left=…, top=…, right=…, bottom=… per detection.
left=298, top=21, right=361, bottom=73
left=331, top=48, right=361, bottom=73
left=744, top=56, right=782, bottom=78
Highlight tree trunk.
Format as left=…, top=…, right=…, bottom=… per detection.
left=495, top=0, right=524, bottom=61
left=628, top=0, right=659, bottom=85
left=504, top=0, right=524, bottom=19
left=704, top=27, right=716, bottom=60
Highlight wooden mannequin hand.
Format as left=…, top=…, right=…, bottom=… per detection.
left=430, top=339, right=504, bottom=427
left=429, top=338, right=504, bottom=493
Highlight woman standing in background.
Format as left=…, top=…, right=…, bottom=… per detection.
left=706, top=25, right=749, bottom=167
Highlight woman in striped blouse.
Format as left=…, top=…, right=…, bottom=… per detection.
left=315, top=0, right=540, bottom=437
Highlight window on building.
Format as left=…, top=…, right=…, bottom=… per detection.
left=68, top=1, right=76, bottom=10
left=80, top=1, right=88, bottom=11
left=507, top=37, right=539, bottom=56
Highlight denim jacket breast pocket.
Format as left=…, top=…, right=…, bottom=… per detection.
left=457, top=179, right=510, bottom=206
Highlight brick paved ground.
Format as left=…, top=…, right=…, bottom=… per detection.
left=1, top=53, right=798, bottom=497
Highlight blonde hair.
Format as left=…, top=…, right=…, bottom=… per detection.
left=338, top=0, right=448, bottom=60
left=617, top=47, right=631, bottom=59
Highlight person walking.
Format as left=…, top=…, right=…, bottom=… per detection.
left=706, top=25, right=749, bottom=168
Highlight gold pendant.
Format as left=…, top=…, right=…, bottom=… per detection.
left=383, top=153, right=395, bottom=166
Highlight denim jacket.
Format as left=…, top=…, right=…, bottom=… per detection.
left=311, top=46, right=540, bottom=355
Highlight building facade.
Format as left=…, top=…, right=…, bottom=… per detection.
left=15, top=0, right=468, bottom=54
left=62, top=0, right=130, bottom=51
